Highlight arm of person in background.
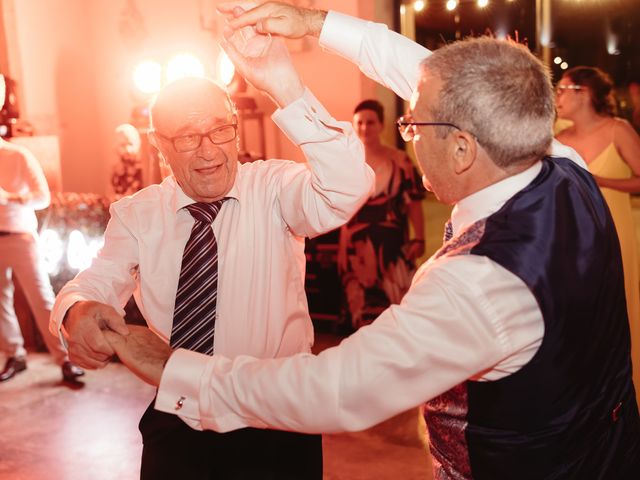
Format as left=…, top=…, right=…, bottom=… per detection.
left=594, top=118, right=640, bottom=192
left=49, top=205, right=136, bottom=368
left=398, top=153, right=426, bottom=260
left=0, top=146, right=51, bottom=209
left=222, top=6, right=374, bottom=237
left=406, top=201, right=426, bottom=261
left=219, top=1, right=429, bottom=102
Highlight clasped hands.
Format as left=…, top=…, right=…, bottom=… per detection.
left=63, top=300, right=171, bottom=387
left=217, top=1, right=305, bottom=108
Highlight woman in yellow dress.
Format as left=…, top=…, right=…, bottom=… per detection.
left=556, top=66, right=640, bottom=406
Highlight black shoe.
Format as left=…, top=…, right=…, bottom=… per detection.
left=62, top=361, right=85, bottom=382
left=0, top=356, right=27, bottom=382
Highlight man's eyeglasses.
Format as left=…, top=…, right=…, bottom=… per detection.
left=396, top=116, right=461, bottom=142
left=152, top=122, right=238, bottom=153
left=556, top=84, right=583, bottom=95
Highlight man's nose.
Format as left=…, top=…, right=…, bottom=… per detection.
left=198, top=135, right=221, bottom=153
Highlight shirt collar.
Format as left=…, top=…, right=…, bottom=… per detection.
left=450, top=161, right=543, bottom=235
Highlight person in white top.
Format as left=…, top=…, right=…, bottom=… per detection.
left=50, top=24, right=373, bottom=480
left=103, top=3, right=640, bottom=479
left=0, top=75, right=84, bottom=383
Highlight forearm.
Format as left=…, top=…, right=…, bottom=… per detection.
left=319, top=11, right=429, bottom=101
left=597, top=175, right=640, bottom=193
left=302, top=8, right=326, bottom=37
left=408, top=200, right=425, bottom=240
left=274, top=89, right=374, bottom=236
left=156, top=263, right=514, bottom=434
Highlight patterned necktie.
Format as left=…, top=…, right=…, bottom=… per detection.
left=170, top=200, right=224, bottom=355
left=443, top=219, right=454, bottom=243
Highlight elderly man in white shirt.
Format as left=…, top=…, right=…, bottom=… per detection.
left=50, top=29, right=373, bottom=480
left=105, top=3, right=640, bottom=480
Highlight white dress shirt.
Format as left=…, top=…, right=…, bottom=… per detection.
left=51, top=89, right=373, bottom=421
left=0, top=139, right=51, bottom=233
left=154, top=13, right=590, bottom=433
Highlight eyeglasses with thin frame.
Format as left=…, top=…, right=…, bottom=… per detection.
left=555, top=84, right=583, bottom=95
left=396, top=115, right=461, bottom=142
left=152, top=121, right=238, bottom=153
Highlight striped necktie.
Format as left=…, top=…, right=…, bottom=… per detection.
left=170, top=200, right=224, bottom=355
left=443, top=219, right=454, bottom=243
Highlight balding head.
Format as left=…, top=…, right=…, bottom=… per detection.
left=150, top=77, right=235, bottom=132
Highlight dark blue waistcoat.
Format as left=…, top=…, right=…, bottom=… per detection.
left=424, top=157, right=640, bottom=479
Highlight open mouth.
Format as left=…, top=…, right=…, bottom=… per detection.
left=196, top=165, right=223, bottom=175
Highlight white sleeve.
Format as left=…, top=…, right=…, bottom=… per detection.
left=20, top=148, right=51, bottom=210
left=319, top=11, right=431, bottom=101
left=49, top=203, right=139, bottom=337
left=549, top=138, right=588, bottom=170
left=270, top=87, right=374, bottom=237
left=156, top=255, right=543, bottom=433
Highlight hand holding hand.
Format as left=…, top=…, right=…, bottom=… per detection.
left=63, top=300, right=129, bottom=369
left=104, top=325, right=172, bottom=387
left=221, top=6, right=304, bottom=108
left=218, top=1, right=326, bottom=39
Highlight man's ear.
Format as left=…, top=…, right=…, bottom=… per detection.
left=148, top=132, right=168, bottom=167
left=450, top=130, right=477, bottom=175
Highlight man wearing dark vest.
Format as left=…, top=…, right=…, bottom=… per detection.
left=106, top=4, right=640, bottom=479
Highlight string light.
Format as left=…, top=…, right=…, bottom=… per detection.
left=414, top=0, right=426, bottom=12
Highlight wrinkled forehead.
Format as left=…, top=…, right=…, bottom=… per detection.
left=151, top=79, right=234, bottom=131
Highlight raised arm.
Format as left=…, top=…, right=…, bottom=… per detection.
left=221, top=6, right=374, bottom=236
left=218, top=1, right=430, bottom=101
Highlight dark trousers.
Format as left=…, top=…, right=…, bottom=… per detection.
left=139, top=402, right=323, bottom=480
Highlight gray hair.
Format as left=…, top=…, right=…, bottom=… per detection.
left=421, top=37, right=555, bottom=168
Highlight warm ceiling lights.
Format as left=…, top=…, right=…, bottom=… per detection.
left=133, top=60, right=162, bottom=94
left=166, top=54, right=205, bottom=84
left=217, top=51, right=236, bottom=86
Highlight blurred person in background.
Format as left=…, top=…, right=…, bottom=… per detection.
left=339, top=99, right=425, bottom=329
left=111, top=123, right=143, bottom=196
left=629, top=79, right=640, bottom=133
left=0, top=74, right=84, bottom=383
left=556, top=66, right=640, bottom=407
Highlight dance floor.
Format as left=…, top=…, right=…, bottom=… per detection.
left=0, top=332, right=432, bottom=480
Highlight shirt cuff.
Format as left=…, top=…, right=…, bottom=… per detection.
left=156, top=348, right=209, bottom=423
left=49, top=294, right=89, bottom=339
left=319, top=11, right=366, bottom=61
left=271, top=87, right=346, bottom=146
